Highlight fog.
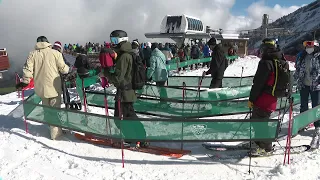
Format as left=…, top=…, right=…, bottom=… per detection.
left=0, top=0, right=303, bottom=87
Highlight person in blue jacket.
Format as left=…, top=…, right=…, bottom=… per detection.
left=202, top=43, right=210, bottom=68
left=147, top=43, right=168, bottom=99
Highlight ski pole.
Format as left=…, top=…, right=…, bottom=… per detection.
left=283, top=97, right=293, bottom=165
left=117, top=90, right=125, bottom=168
left=248, top=108, right=252, bottom=174
left=81, top=78, right=87, bottom=113
left=181, top=82, right=186, bottom=150
left=22, top=88, right=28, bottom=134
left=240, top=67, right=244, bottom=87
left=15, top=72, right=21, bottom=98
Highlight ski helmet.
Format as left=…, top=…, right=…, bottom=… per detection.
left=259, top=38, right=277, bottom=54
left=110, top=30, right=129, bottom=45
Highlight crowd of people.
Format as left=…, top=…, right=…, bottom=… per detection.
left=65, top=39, right=218, bottom=71
left=15, top=30, right=320, bottom=152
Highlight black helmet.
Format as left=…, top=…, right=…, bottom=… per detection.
left=110, top=30, right=128, bottom=45
left=36, top=36, right=49, bottom=43
left=207, top=37, right=217, bottom=46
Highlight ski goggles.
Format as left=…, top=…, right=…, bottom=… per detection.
left=263, top=40, right=276, bottom=46
left=303, top=41, right=315, bottom=47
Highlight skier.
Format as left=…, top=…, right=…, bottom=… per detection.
left=105, top=30, right=147, bottom=147
left=143, top=42, right=152, bottom=68
left=202, top=43, right=210, bottom=68
left=294, top=40, right=320, bottom=149
left=248, top=38, right=288, bottom=154
left=147, top=43, right=168, bottom=99
left=16, top=36, right=69, bottom=140
left=205, top=37, right=227, bottom=88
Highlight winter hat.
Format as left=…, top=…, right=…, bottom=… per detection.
left=132, top=40, right=139, bottom=46
left=147, top=42, right=151, bottom=48
left=37, top=36, right=49, bottom=43
left=151, top=43, right=159, bottom=51
left=53, top=41, right=62, bottom=49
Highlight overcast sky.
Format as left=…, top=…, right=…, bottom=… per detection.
left=0, top=0, right=307, bottom=73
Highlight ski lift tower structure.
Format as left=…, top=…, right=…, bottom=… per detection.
left=239, top=14, right=294, bottom=40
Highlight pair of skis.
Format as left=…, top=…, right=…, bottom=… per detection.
left=74, top=133, right=191, bottom=158
left=202, top=143, right=311, bottom=160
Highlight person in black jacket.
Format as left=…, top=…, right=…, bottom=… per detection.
left=143, top=42, right=152, bottom=67
left=248, top=38, right=283, bottom=153
left=206, top=37, right=227, bottom=88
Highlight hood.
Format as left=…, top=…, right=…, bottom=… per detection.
left=151, top=48, right=163, bottom=56
left=119, top=41, right=133, bottom=53
left=162, top=46, right=171, bottom=51
left=35, top=42, right=52, bottom=50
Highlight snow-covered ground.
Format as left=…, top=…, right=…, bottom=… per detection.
left=0, top=56, right=319, bottom=180
left=172, top=55, right=296, bottom=77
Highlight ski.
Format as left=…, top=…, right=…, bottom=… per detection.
left=205, top=144, right=311, bottom=160
left=202, top=143, right=254, bottom=151
left=74, top=133, right=191, bottom=158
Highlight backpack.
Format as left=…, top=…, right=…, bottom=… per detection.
left=271, top=59, right=291, bottom=97
left=131, top=53, right=146, bottom=90
left=191, top=46, right=198, bottom=57
left=74, top=54, right=89, bottom=69
left=99, top=51, right=114, bottom=68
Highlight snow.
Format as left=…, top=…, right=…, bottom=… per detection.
left=0, top=56, right=318, bottom=180
left=172, top=55, right=296, bottom=77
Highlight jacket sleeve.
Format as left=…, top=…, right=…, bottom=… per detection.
left=208, top=55, right=221, bottom=75
left=147, top=56, right=156, bottom=79
left=110, top=54, right=129, bottom=88
left=249, top=61, right=271, bottom=102
left=22, top=52, right=35, bottom=84
left=56, top=52, right=69, bottom=74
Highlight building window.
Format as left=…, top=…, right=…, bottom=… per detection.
left=186, top=17, right=203, bottom=31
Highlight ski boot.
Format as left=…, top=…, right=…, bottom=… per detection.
left=310, top=127, right=320, bottom=149
left=135, top=141, right=150, bottom=148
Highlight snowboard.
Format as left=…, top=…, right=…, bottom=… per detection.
left=203, top=143, right=311, bottom=160
left=74, top=133, right=191, bottom=158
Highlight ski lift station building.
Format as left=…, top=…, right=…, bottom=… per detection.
left=145, top=14, right=249, bottom=56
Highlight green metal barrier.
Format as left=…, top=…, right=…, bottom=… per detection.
left=86, top=92, right=301, bottom=117
left=292, top=104, right=320, bottom=135
left=167, top=76, right=254, bottom=88
left=136, top=85, right=252, bottom=102
left=23, top=93, right=280, bottom=142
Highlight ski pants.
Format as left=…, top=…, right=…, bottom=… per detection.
left=41, top=95, right=62, bottom=140
left=300, top=86, right=320, bottom=128
left=209, top=79, right=222, bottom=89
left=251, top=107, right=273, bottom=152
left=114, top=101, right=146, bottom=140
left=156, top=81, right=168, bottom=99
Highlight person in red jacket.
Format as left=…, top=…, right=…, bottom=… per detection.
left=248, top=38, right=283, bottom=153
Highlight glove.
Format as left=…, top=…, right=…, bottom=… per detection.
left=16, top=82, right=28, bottom=90
left=205, top=71, right=210, bottom=75
left=248, top=101, right=253, bottom=109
